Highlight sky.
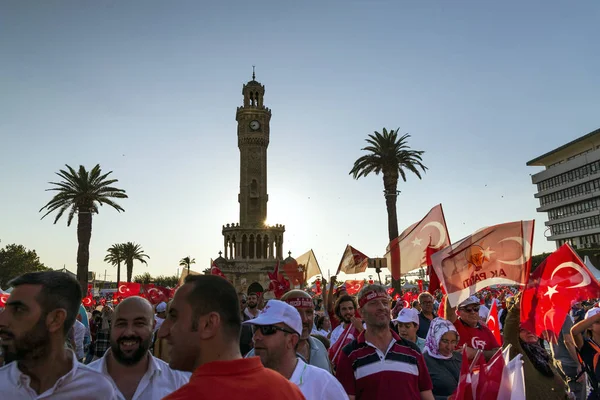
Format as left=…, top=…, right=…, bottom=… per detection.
left=1, top=1, right=599, bottom=284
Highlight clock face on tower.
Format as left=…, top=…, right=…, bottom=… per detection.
left=249, top=120, right=260, bottom=131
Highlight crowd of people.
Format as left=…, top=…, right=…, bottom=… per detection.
left=0, top=270, right=600, bottom=399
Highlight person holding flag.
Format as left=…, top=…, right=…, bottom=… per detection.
left=504, top=293, right=571, bottom=399
left=571, top=307, right=600, bottom=399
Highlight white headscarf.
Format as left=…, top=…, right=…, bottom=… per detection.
left=423, top=317, right=459, bottom=360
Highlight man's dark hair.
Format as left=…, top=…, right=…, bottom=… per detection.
left=184, top=275, right=241, bottom=340
left=334, top=294, right=357, bottom=321
left=9, top=271, right=82, bottom=335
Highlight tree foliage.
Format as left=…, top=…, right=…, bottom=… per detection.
left=132, top=273, right=178, bottom=287
left=0, top=244, right=49, bottom=289
left=133, top=272, right=153, bottom=284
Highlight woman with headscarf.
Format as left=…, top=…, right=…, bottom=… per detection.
left=423, top=317, right=462, bottom=400
left=504, top=293, right=571, bottom=399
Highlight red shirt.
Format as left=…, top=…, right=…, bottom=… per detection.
left=328, top=309, right=340, bottom=330
left=336, top=329, right=432, bottom=399
left=454, top=318, right=500, bottom=351
left=162, top=357, right=305, bottom=400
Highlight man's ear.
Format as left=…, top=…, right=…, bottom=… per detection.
left=46, top=309, right=68, bottom=334
left=198, top=312, right=221, bottom=339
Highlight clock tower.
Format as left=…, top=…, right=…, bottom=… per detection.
left=236, top=71, right=270, bottom=226
left=218, top=72, right=286, bottom=293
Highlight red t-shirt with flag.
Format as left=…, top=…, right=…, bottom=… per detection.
left=454, top=318, right=500, bottom=351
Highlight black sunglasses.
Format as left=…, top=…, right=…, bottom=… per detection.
left=460, top=306, right=480, bottom=313
left=252, top=325, right=296, bottom=336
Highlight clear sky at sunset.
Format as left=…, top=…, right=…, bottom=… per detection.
left=1, top=1, right=599, bottom=283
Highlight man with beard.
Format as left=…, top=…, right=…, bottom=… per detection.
left=0, top=271, right=116, bottom=398
left=89, top=296, right=189, bottom=399
left=329, top=295, right=362, bottom=346
left=245, top=300, right=347, bottom=399
left=159, top=275, right=304, bottom=399
left=335, top=284, right=434, bottom=400
left=246, top=290, right=331, bottom=372
left=243, top=292, right=260, bottom=319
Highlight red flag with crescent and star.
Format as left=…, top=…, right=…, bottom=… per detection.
left=431, top=220, right=534, bottom=307
left=82, top=296, right=95, bottom=308
left=385, top=204, right=450, bottom=280
left=211, top=263, right=227, bottom=278
left=486, top=299, right=503, bottom=345
left=118, top=282, right=141, bottom=298
left=521, top=243, right=600, bottom=342
left=344, top=280, right=365, bottom=296
left=0, top=293, right=9, bottom=307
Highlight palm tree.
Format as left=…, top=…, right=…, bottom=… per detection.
left=40, top=164, right=127, bottom=294
left=349, top=128, right=427, bottom=292
left=104, top=243, right=125, bottom=285
left=179, top=256, right=196, bottom=275
left=121, top=242, right=149, bottom=283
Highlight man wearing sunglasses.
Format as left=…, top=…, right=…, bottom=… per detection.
left=244, top=300, right=348, bottom=399
left=245, top=290, right=331, bottom=372
left=445, top=296, right=500, bottom=361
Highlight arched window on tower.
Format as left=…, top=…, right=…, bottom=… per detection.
left=250, top=179, right=258, bottom=198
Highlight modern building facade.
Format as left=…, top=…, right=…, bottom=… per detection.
left=213, top=73, right=287, bottom=293
left=527, top=128, right=600, bottom=249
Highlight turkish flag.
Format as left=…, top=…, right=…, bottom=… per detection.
left=344, top=280, right=365, bottom=296
left=386, top=204, right=450, bottom=280
left=315, top=279, right=322, bottom=295
left=426, top=246, right=445, bottom=294
left=118, top=282, right=141, bottom=298
left=0, top=293, right=9, bottom=307
left=82, top=296, right=95, bottom=307
left=295, top=249, right=322, bottom=282
left=486, top=299, right=503, bottom=345
left=280, top=258, right=305, bottom=286
left=475, top=347, right=506, bottom=399
left=329, top=323, right=358, bottom=368
left=211, top=263, right=227, bottom=278
left=145, top=285, right=168, bottom=305
left=268, top=261, right=280, bottom=287
left=450, top=347, right=474, bottom=400
left=521, top=243, right=600, bottom=342
left=336, top=245, right=369, bottom=275
left=431, top=220, right=535, bottom=307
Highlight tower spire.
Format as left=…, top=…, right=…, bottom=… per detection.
left=252, top=65, right=256, bottom=80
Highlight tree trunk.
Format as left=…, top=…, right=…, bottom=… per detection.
left=76, top=211, right=93, bottom=296
left=127, top=261, right=133, bottom=283
left=383, top=171, right=400, bottom=294
left=116, top=262, right=121, bottom=286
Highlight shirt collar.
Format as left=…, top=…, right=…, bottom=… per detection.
left=459, top=318, right=482, bottom=329
left=100, top=350, right=161, bottom=379
left=13, top=350, right=79, bottom=391
left=357, top=328, right=401, bottom=344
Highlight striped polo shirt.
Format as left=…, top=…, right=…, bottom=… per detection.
left=335, top=329, right=432, bottom=399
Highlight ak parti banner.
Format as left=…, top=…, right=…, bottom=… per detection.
left=431, top=220, right=534, bottom=307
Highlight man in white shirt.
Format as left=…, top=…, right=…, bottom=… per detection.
left=0, top=271, right=116, bottom=399
left=330, top=295, right=361, bottom=346
left=244, top=300, right=348, bottom=399
left=89, top=296, right=189, bottom=400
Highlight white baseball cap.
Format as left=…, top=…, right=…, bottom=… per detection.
left=459, top=296, right=480, bottom=308
left=586, top=307, right=600, bottom=320
left=243, top=300, right=302, bottom=335
left=396, top=307, right=419, bottom=326
left=156, top=302, right=167, bottom=313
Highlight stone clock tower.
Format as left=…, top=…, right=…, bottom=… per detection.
left=216, top=72, right=286, bottom=293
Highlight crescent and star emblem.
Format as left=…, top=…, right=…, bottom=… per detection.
left=550, top=262, right=591, bottom=289
left=497, top=237, right=531, bottom=265
left=118, top=285, right=127, bottom=294
left=419, top=221, right=447, bottom=249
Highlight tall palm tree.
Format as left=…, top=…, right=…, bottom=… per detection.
left=104, top=243, right=125, bottom=285
left=121, top=242, right=149, bottom=283
left=40, top=164, right=127, bottom=294
left=349, top=128, right=427, bottom=292
left=179, top=256, right=196, bottom=275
